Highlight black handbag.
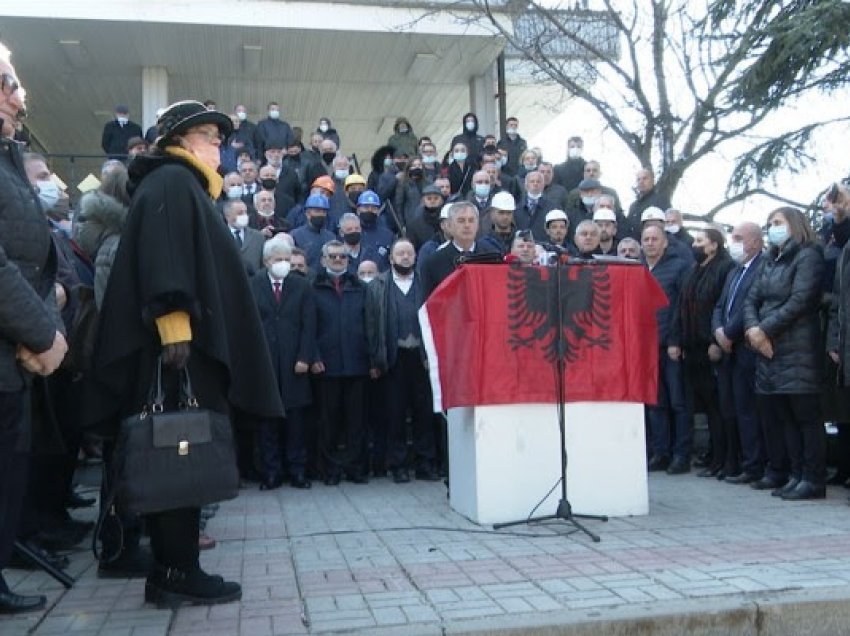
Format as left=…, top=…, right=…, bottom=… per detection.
left=110, top=360, right=240, bottom=515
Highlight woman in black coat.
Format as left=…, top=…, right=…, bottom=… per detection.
left=91, top=101, right=283, bottom=607
left=744, top=207, right=826, bottom=500
left=249, top=239, right=316, bottom=490
left=671, top=227, right=735, bottom=478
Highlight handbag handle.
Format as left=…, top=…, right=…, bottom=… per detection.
left=180, top=368, right=200, bottom=408
left=145, top=358, right=200, bottom=411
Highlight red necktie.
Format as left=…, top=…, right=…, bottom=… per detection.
left=273, top=280, right=282, bottom=303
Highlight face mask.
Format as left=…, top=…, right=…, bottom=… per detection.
left=334, top=169, right=349, bottom=180
left=523, top=163, right=537, bottom=172
left=383, top=157, right=394, bottom=169
left=261, top=178, right=277, bottom=190
left=506, top=127, right=518, bottom=136
left=399, top=126, right=409, bottom=134
left=527, top=192, right=541, bottom=201
left=234, top=214, right=249, bottom=229
left=474, top=184, right=491, bottom=198
left=692, top=245, right=708, bottom=264
left=342, top=231, right=361, bottom=245
left=581, top=196, right=597, bottom=208
left=348, top=190, right=361, bottom=205
left=396, top=161, right=409, bottom=172
left=408, top=167, right=423, bottom=179
left=728, top=241, right=745, bottom=263
left=465, top=121, right=476, bottom=132
left=270, top=261, right=291, bottom=279
left=227, top=185, right=243, bottom=199
left=453, top=152, right=467, bottom=163
left=268, top=109, right=280, bottom=119
left=325, top=267, right=345, bottom=278
left=666, top=224, right=681, bottom=234
left=319, top=123, right=329, bottom=133
left=257, top=207, right=275, bottom=218
left=393, top=263, right=414, bottom=276
left=359, top=275, right=375, bottom=284
left=36, top=180, right=60, bottom=210
left=236, top=111, right=247, bottom=121
left=424, top=205, right=441, bottom=215
left=484, top=144, right=497, bottom=152
left=767, top=224, right=789, bottom=246
left=322, top=152, right=336, bottom=164
left=359, top=211, right=378, bottom=225
left=568, top=147, right=582, bottom=159
left=116, top=116, right=128, bottom=125
left=499, top=156, right=508, bottom=166
left=309, top=215, right=326, bottom=230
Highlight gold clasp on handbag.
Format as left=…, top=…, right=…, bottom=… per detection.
left=178, top=440, right=189, bottom=456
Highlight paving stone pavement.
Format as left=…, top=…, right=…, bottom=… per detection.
left=3, top=471, right=850, bottom=635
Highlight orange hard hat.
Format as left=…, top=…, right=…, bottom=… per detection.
left=312, top=175, right=336, bottom=194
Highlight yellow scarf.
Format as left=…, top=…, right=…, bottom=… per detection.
left=164, top=146, right=223, bottom=199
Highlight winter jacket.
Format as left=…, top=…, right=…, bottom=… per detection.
left=406, top=205, right=442, bottom=251
left=744, top=240, right=824, bottom=394
left=497, top=133, right=527, bottom=175
left=0, top=139, right=61, bottom=391
left=312, top=271, right=369, bottom=377
left=254, top=117, right=295, bottom=158
left=387, top=117, right=419, bottom=159
left=101, top=119, right=143, bottom=158
left=450, top=113, right=485, bottom=162
left=75, top=191, right=127, bottom=309
left=671, top=253, right=736, bottom=355
left=644, top=247, right=691, bottom=347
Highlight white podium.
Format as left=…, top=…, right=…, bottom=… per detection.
left=447, top=402, right=648, bottom=525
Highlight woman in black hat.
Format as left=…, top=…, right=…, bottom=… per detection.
left=89, top=101, right=284, bottom=607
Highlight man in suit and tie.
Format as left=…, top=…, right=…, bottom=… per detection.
left=240, top=160, right=260, bottom=203
left=420, top=201, right=499, bottom=299
left=712, top=221, right=766, bottom=485
left=514, top=171, right=556, bottom=242
left=224, top=199, right=265, bottom=276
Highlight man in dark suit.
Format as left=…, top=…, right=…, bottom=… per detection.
left=513, top=171, right=556, bottom=242
left=420, top=201, right=499, bottom=299
left=224, top=200, right=264, bottom=276
left=712, top=222, right=766, bottom=486
left=250, top=239, right=316, bottom=490
left=101, top=104, right=143, bottom=159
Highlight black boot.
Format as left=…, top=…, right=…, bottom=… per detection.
left=144, top=565, right=241, bottom=608
left=98, top=545, right=155, bottom=579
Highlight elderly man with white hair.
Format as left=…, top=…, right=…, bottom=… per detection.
left=249, top=237, right=316, bottom=490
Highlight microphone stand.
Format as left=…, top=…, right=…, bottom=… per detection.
left=494, top=259, right=607, bottom=542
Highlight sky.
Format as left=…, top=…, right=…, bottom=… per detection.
left=524, top=1, right=850, bottom=228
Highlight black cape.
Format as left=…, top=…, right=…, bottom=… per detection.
left=89, top=153, right=283, bottom=425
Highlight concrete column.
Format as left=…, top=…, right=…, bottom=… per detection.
left=468, top=62, right=497, bottom=137
left=141, top=66, right=169, bottom=132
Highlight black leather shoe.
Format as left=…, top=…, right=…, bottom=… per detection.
left=66, top=491, right=97, bottom=509
left=392, top=469, right=410, bottom=484
left=826, top=470, right=850, bottom=486
left=647, top=455, right=670, bottom=471
left=324, top=474, right=341, bottom=486
left=259, top=475, right=284, bottom=491
left=697, top=466, right=720, bottom=478
left=726, top=472, right=761, bottom=485
left=290, top=474, right=312, bottom=489
left=415, top=468, right=442, bottom=481
left=772, top=477, right=800, bottom=497
left=750, top=476, right=786, bottom=490
left=145, top=566, right=241, bottom=608
left=781, top=480, right=826, bottom=501
left=98, top=545, right=154, bottom=579
left=0, top=591, right=47, bottom=614
left=692, top=453, right=711, bottom=468
left=666, top=458, right=690, bottom=475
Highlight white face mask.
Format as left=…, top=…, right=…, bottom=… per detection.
left=465, top=121, right=476, bottom=132
left=728, top=241, right=745, bottom=263
left=234, top=213, right=249, bottom=229
left=268, top=109, right=280, bottom=119
left=453, top=152, right=467, bottom=163
left=319, top=123, right=329, bottom=133
left=227, top=185, right=243, bottom=199
left=506, top=127, right=518, bottom=136
left=257, top=207, right=275, bottom=218
left=422, top=155, right=437, bottom=164
left=666, top=224, right=681, bottom=234
left=334, top=169, right=349, bottom=180
left=116, top=116, right=129, bottom=125
left=236, top=111, right=247, bottom=121
left=270, top=260, right=291, bottom=279
left=568, top=147, right=582, bottom=159
left=359, top=275, right=376, bottom=284
left=36, top=180, right=61, bottom=209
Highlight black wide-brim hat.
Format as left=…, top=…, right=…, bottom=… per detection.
left=155, top=100, right=233, bottom=148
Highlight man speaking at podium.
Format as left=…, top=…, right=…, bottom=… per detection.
left=420, top=201, right=498, bottom=299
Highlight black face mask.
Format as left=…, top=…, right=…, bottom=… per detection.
left=423, top=205, right=441, bottom=215
left=396, top=161, right=409, bottom=172
left=309, top=215, right=326, bottom=230
left=692, top=245, right=708, bottom=264
left=359, top=211, right=378, bottom=225
left=261, top=178, right=277, bottom=190
left=409, top=168, right=423, bottom=179
left=342, top=231, right=361, bottom=245
left=322, top=152, right=336, bottom=164
left=484, top=144, right=497, bottom=152
left=393, top=263, right=414, bottom=276
left=348, top=190, right=361, bottom=205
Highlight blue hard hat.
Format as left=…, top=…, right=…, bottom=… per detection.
left=357, top=190, right=381, bottom=207
left=305, top=194, right=330, bottom=211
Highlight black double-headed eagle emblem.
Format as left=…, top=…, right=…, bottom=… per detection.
left=507, top=264, right=612, bottom=363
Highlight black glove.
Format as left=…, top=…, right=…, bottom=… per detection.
left=162, top=342, right=190, bottom=370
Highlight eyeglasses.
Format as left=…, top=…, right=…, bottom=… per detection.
left=186, top=128, right=223, bottom=144
left=326, top=253, right=348, bottom=261
left=1, top=73, right=19, bottom=96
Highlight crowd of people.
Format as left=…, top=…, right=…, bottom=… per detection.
left=4, top=40, right=850, bottom=613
